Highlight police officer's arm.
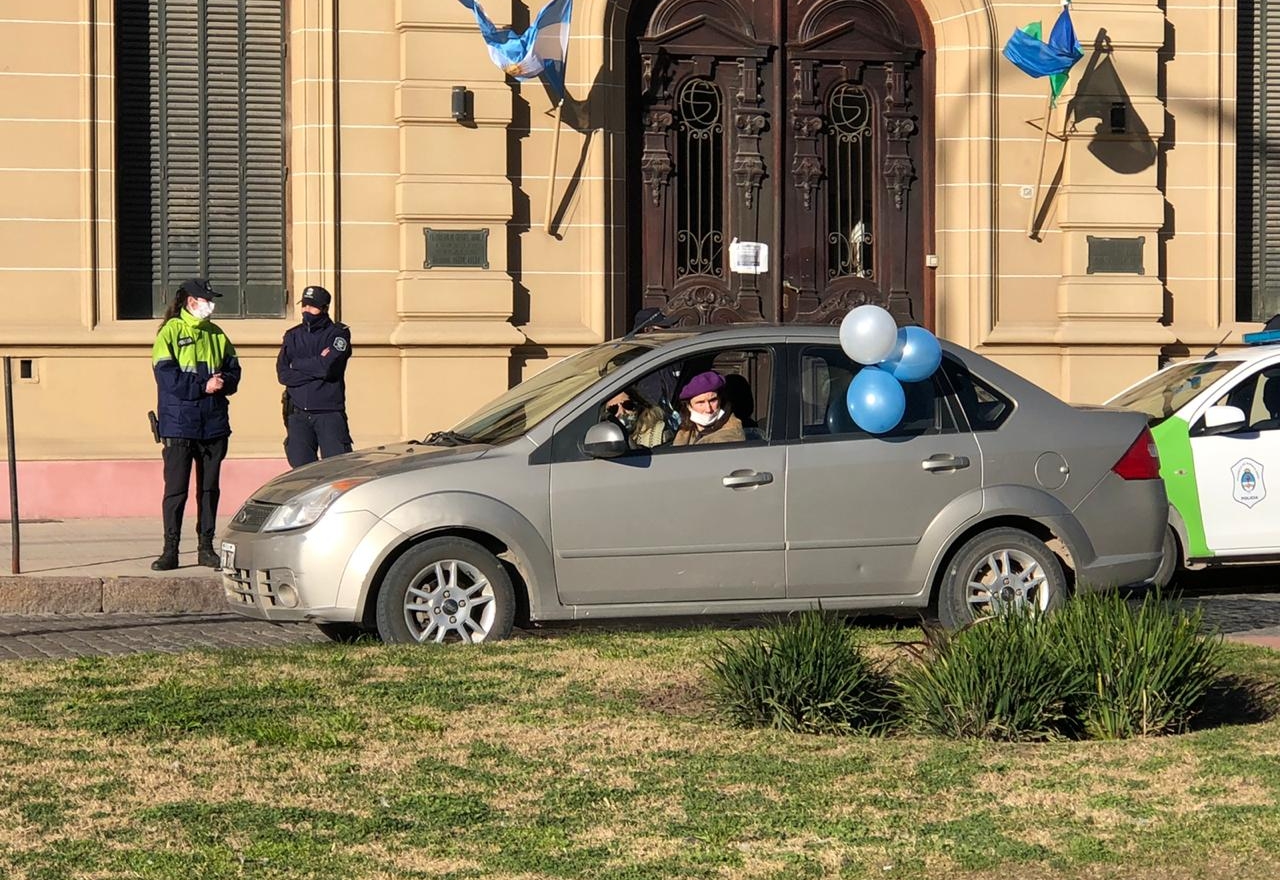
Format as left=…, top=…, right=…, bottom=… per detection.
left=151, top=321, right=204, bottom=401
left=276, top=329, right=325, bottom=385
left=319, top=326, right=352, bottom=380
left=288, top=326, right=352, bottom=381
left=219, top=340, right=242, bottom=396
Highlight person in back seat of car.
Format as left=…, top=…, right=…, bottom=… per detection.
left=673, top=370, right=746, bottom=446
left=602, top=386, right=673, bottom=450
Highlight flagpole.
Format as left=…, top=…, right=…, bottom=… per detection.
left=1026, top=90, right=1053, bottom=238
left=544, top=98, right=565, bottom=235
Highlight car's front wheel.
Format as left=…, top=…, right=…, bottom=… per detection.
left=375, top=537, right=516, bottom=644
left=936, top=527, right=1067, bottom=629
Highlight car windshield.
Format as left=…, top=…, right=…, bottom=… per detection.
left=448, top=340, right=658, bottom=445
left=1108, top=360, right=1242, bottom=426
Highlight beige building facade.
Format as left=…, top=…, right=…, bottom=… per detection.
left=0, top=0, right=1268, bottom=517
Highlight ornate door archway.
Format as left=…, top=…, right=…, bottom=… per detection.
left=628, top=0, right=929, bottom=326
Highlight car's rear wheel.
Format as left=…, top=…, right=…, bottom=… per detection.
left=936, top=527, right=1067, bottom=629
left=1150, top=524, right=1181, bottom=589
left=375, top=537, right=515, bottom=645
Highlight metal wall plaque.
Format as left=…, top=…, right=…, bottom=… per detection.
left=423, top=228, right=489, bottom=270
left=1086, top=235, right=1144, bottom=275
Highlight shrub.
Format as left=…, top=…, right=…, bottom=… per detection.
left=705, top=611, right=897, bottom=735
left=896, top=611, right=1084, bottom=741
left=1049, top=590, right=1226, bottom=739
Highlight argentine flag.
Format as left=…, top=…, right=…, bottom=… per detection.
left=457, top=0, right=573, bottom=101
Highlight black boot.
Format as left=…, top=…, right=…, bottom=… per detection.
left=197, top=535, right=220, bottom=569
left=151, top=533, right=180, bottom=571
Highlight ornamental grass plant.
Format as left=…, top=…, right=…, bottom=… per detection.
left=1050, top=589, right=1226, bottom=739
left=705, top=610, right=898, bottom=735
left=895, top=610, right=1085, bottom=741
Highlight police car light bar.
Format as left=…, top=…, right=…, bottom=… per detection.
left=1244, top=313, right=1280, bottom=345
left=1244, top=329, right=1280, bottom=345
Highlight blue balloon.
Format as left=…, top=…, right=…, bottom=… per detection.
left=882, top=326, right=942, bottom=383
left=846, top=366, right=907, bottom=434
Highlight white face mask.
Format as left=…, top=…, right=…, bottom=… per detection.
left=689, top=407, right=726, bottom=428
left=189, top=298, right=216, bottom=320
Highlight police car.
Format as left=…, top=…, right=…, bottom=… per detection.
left=1107, top=318, right=1280, bottom=585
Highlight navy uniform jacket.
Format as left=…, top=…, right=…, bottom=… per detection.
left=276, top=315, right=352, bottom=412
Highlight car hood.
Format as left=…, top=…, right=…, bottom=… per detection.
left=251, top=442, right=491, bottom=504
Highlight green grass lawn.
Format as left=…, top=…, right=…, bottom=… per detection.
left=1, top=623, right=1279, bottom=879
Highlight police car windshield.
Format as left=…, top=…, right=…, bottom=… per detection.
left=451, top=340, right=657, bottom=445
left=1109, top=360, right=1243, bottom=426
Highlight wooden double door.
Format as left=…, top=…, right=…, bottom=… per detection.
left=629, top=0, right=929, bottom=327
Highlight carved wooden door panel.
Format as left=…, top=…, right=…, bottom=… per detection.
left=634, top=0, right=926, bottom=327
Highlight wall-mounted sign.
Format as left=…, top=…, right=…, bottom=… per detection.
left=729, top=238, right=769, bottom=274
left=1086, top=235, right=1144, bottom=275
left=424, top=228, right=489, bottom=270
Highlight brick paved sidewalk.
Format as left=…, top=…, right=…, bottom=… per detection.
left=0, top=613, right=328, bottom=660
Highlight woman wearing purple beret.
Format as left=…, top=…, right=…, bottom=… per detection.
left=673, top=370, right=746, bottom=446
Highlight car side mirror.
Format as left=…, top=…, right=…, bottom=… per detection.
left=1201, top=404, right=1247, bottom=435
left=582, top=421, right=629, bottom=458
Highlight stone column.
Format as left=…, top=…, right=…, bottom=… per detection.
left=393, top=0, right=524, bottom=434
left=1051, top=1, right=1174, bottom=399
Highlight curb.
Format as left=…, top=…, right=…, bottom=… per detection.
left=0, top=576, right=224, bottom=614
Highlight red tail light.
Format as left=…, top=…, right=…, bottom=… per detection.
left=1112, top=427, right=1161, bottom=480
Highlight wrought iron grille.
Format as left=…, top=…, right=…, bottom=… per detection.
left=827, top=84, right=874, bottom=279
left=675, top=79, right=725, bottom=279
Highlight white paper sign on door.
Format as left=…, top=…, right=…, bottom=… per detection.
left=729, top=238, right=769, bottom=274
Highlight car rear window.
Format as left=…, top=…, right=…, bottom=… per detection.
left=941, top=358, right=1013, bottom=431
left=1108, top=360, right=1242, bottom=426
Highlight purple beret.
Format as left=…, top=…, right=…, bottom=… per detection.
left=679, top=370, right=726, bottom=401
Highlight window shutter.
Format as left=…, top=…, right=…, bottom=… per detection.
left=240, top=0, right=288, bottom=316
left=116, top=0, right=286, bottom=319
left=114, top=0, right=160, bottom=319
left=1239, top=0, right=1280, bottom=322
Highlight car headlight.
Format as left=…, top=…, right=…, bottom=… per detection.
left=262, top=478, right=371, bottom=532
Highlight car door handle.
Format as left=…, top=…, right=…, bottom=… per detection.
left=722, top=469, right=774, bottom=488
left=921, top=454, right=971, bottom=472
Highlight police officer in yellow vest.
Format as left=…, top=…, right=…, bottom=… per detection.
left=150, top=278, right=241, bottom=571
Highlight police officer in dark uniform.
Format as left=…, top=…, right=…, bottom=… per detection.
left=277, top=285, right=353, bottom=467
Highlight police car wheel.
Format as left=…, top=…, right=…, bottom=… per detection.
left=936, top=527, right=1067, bottom=630
left=1150, top=525, right=1181, bottom=590
left=375, top=537, right=516, bottom=645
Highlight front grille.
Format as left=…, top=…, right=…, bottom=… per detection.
left=229, top=500, right=278, bottom=533
left=223, top=569, right=256, bottom=605
left=222, top=568, right=297, bottom=608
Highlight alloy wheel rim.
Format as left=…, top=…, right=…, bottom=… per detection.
left=964, top=548, right=1050, bottom=617
left=402, top=559, right=497, bottom=643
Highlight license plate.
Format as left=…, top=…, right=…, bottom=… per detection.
left=220, top=541, right=236, bottom=571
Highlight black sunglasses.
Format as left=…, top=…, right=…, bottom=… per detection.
left=606, top=400, right=639, bottom=416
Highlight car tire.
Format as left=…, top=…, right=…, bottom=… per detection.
left=1150, top=524, right=1181, bottom=589
left=314, top=622, right=371, bottom=643
left=375, top=537, right=516, bottom=645
left=936, top=527, right=1067, bottom=629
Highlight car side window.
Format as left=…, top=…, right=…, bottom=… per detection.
left=940, top=357, right=1013, bottom=431
left=1213, top=366, right=1280, bottom=432
left=587, top=346, right=775, bottom=456
left=798, top=346, right=955, bottom=439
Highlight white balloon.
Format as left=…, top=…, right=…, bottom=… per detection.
left=839, top=305, right=899, bottom=365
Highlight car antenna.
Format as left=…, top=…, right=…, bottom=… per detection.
left=623, top=308, right=671, bottom=339
left=1203, top=329, right=1232, bottom=359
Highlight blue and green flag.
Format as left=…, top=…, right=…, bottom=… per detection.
left=1002, top=3, right=1084, bottom=106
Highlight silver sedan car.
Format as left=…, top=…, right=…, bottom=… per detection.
left=221, top=324, right=1167, bottom=642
